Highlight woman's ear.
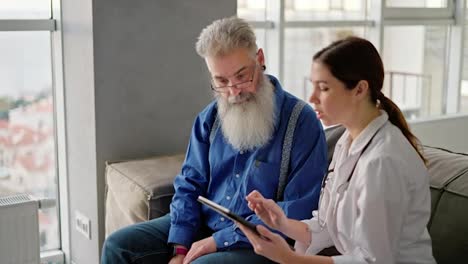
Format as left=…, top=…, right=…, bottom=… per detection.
left=354, top=80, right=369, bottom=100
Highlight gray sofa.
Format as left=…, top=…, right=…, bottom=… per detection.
left=105, top=125, right=468, bottom=263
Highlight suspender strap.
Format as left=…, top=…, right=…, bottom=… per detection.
left=209, top=113, right=220, bottom=145
left=276, top=100, right=306, bottom=201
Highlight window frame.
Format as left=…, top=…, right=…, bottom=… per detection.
left=0, top=0, right=68, bottom=262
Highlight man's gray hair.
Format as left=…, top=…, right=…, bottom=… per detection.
left=196, top=16, right=258, bottom=58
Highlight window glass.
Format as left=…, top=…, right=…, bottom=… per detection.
left=237, top=0, right=266, bottom=21
left=285, top=0, right=368, bottom=21
left=255, top=28, right=266, bottom=54
left=284, top=27, right=366, bottom=100
left=382, top=26, right=449, bottom=119
left=0, top=0, right=51, bottom=19
left=385, top=0, right=447, bottom=8
left=0, top=31, right=59, bottom=251
left=460, top=7, right=468, bottom=114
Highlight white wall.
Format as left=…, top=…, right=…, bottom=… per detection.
left=410, top=114, right=468, bottom=153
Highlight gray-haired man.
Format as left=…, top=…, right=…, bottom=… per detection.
left=102, top=16, right=327, bottom=264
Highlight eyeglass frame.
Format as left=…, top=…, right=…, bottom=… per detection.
left=210, top=63, right=259, bottom=93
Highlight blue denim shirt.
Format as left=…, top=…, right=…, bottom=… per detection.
left=168, top=75, right=327, bottom=250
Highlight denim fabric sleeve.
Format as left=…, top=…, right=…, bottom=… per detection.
left=167, top=106, right=215, bottom=248
left=221, top=105, right=327, bottom=249
left=211, top=224, right=241, bottom=249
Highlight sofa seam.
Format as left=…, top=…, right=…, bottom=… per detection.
left=440, top=187, right=468, bottom=199
left=428, top=188, right=444, bottom=228
left=423, top=145, right=468, bottom=157
left=149, top=193, right=175, bottom=200
left=440, top=167, right=468, bottom=190
left=107, top=164, right=153, bottom=199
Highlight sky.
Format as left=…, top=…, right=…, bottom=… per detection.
left=0, top=1, right=52, bottom=98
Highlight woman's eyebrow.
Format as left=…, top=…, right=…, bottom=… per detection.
left=310, top=79, right=328, bottom=84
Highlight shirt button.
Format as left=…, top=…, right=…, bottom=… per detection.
left=220, top=217, right=225, bottom=221
left=226, top=196, right=231, bottom=200
left=224, top=241, right=229, bottom=246
left=240, top=150, right=244, bottom=154
left=235, top=173, right=240, bottom=178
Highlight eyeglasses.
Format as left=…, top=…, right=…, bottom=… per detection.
left=210, top=64, right=258, bottom=93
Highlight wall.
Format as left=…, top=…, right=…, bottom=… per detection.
left=60, top=1, right=236, bottom=263
left=60, top=0, right=98, bottom=262
left=410, top=114, right=468, bottom=153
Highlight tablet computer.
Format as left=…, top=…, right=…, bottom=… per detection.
left=197, top=195, right=262, bottom=237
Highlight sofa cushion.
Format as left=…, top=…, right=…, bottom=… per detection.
left=105, top=154, right=184, bottom=236
left=424, top=146, right=468, bottom=263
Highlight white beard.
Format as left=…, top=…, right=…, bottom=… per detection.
left=216, top=75, right=276, bottom=151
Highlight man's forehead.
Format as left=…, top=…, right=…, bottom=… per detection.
left=207, top=61, right=251, bottom=78
left=212, top=66, right=250, bottom=79
left=205, top=49, right=255, bottom=76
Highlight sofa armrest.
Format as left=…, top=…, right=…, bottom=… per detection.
left=105, top=154, right=185, bottom=236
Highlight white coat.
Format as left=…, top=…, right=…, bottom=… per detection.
left=295, top=111, right=436, bottom=264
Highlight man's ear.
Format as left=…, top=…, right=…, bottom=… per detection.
left=354, top=80, right=369, bottom=100
left=257, top=48, right=265, bottom=67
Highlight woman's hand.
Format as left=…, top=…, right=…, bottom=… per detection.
left=237, top=223, right=295, bottom=264
left=246, top=190, right=288, bottom=231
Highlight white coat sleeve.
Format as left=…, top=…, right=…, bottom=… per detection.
left=295, top=210, right=334, bottom=255
left=332, top=156, right=407, bottom=264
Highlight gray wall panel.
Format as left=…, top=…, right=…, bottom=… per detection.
left=61, top=1, right=236, bottom=262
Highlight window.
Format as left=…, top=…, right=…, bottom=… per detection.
left=0, top=1, right=63, bottom=260
left=237, top=0, right=267, bottom=21
left=285, top=27, right=366, bottom=98
left=383, top=26, right=449, bottom=119
left=239, top=0, right=372, bottom=102
left=0, top=31, right=58, bottom=251
left=460, top=4, right=468, bottom=114
left=285, top=0, right=368, bottom=21
left=385, top=0, right=448, bottom=8
left=238, top=0, right=465, bottom=120
left=0, top=0, right=51, bottom=19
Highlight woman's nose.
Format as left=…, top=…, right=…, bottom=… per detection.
left=309, top=91, right=318, bottom=104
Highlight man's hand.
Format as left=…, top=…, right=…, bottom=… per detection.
left=169, top=254, right=185, bottom=264
left=183, top=237, right=216, bottom=264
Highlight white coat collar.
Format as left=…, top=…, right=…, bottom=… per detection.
left=336, top=110, right=389, bottom=156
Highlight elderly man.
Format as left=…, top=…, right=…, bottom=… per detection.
left=102, top=16, right=327, bottom=264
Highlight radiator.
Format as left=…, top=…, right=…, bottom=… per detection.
left=0, top=194, right=40, bottom=264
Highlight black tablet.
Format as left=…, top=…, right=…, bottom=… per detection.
left=197, top=195, right=262, bottom=237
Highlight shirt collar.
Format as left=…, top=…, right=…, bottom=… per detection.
left=336, top=110, right=389, bottom=156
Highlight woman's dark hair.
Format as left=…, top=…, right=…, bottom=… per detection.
left=313, top=36, right=426, bottom=163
